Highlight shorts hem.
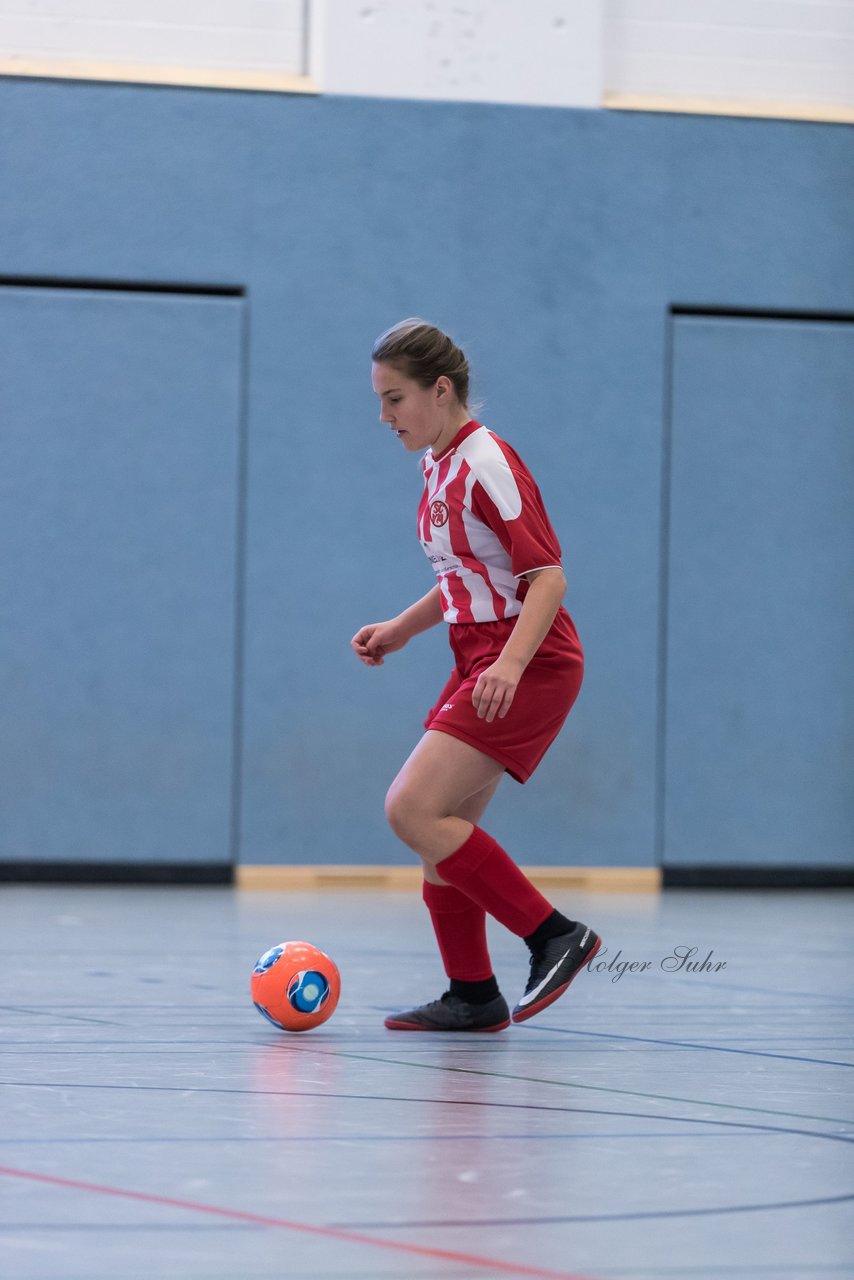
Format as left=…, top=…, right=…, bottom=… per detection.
left=424, top=722, right=530, bottom=784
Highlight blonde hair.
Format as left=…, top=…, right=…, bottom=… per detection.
left=372, top=318, right=470, bottom=408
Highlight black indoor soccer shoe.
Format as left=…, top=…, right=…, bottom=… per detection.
left=384, top=991, right=511, bottom=1032
left=512, top=922, right=602, bottom=1023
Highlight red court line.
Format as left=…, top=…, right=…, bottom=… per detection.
left=0, top=1165, right=597, bottom=1280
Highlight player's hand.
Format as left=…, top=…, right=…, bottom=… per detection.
left=351, top=620, right=409, bottom=666
left=472, top=656, right=525, bottom=722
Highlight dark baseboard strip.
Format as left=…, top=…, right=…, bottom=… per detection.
left=0, top=862, right=234, bottom=886
left=0, top=275, right=244, bottom=298
left=663, top=865, right=854, bottom=889
left=4, top=862, right=849, bottom=890
left=670, top=304, right=854, bottom=324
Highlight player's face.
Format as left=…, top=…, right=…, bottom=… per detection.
left=372, top=362, right=445, bottom=453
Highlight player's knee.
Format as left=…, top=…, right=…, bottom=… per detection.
left=383, top=781, right=409, bottom=839
left=384, top=781, right=423, bottom=847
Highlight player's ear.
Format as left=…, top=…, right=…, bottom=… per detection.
left=435, top=375, right=452, bottom=402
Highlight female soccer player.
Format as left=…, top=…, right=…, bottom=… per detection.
left=352, top=318, right=601, bottom=1031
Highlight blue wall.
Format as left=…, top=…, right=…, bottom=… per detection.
left=1, top=79, right=852, bottom=869
left=665, top=316, right=854, bottom=867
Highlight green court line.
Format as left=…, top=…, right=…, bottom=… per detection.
left=299, top=1045, right=854, bottom=1129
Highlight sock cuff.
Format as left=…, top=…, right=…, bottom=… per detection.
left=422, top=879, right=477, bottom=914
left=437, top=825, right=501, bottom=879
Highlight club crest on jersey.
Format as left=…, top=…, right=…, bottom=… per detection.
left=430, top=500, right=449, bottom=527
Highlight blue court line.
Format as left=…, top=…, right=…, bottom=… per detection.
left=1, top=1079, right=852, bottom=1145
left=0, top=1004, right=120, bottom=1026
left=684, top=976, right=854, bottom=1005
left=293, top=1041, right=854, bottom=1127
left=528, top=1023, right=854, bottom=1067
left=0, top=1161, right=608, bottom=1280
left=332, top=1189, right=854, bottom=1230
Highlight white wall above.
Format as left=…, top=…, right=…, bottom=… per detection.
left=318, top=0, right=604, bottom=108
left=0, top=0, right=309, bottom=92
left=604, top=0, right=854, bottom=118
left=0, top=0, right=851, bottom=121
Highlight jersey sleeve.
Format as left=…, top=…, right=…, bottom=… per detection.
left=469, top=440, right=563, bottom=579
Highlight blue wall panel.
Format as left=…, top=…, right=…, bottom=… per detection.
left=0, top=79, right=851, bottom=868
left=664, top=316, right=854, bottom=866
left=0, top=285, right=244, bottom=863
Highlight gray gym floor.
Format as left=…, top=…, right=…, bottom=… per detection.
left=1, top=884, right=852, bottom=1279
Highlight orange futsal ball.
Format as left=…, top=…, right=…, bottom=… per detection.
left=250, top=940, right=341, bottom=1032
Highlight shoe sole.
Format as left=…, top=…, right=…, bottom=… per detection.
left=384, top=1017, right=511, bottom=1032
left=511, top=935, right=602, bottom=1024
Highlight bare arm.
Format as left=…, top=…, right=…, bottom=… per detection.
left=472, top=567, right=567, bottom=721
left=498, top=568, right=566, bottom=669
left=395, top=585, right=445, bottom=639
left=351, top=585, right=444, bottom=666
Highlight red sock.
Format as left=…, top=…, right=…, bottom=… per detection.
left=422, top=880, right=494, bottom=981
left=435, top=825, right=554, bottom=938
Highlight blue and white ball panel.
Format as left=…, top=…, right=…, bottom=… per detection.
left=253, top=1001, right=287, bottom=1029
left=287, top=969, right=330, bottom=1014
left=253, top=945, right=285, bottom=975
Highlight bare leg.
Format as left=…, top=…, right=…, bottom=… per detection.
left=384, top=730, right=505, bottom=866
left=385, top=732, right=601, bottom=1030
left=422, top=771, right=503, bottom=885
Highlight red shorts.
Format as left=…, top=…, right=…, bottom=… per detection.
left=423, top=607, right=584, bottom=783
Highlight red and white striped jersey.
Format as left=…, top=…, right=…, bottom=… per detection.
left=418, top=420, right=563, bottom=624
